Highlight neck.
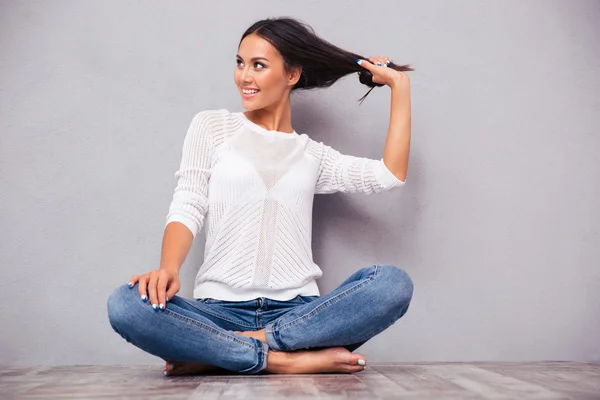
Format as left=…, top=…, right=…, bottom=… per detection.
left=244, top=100, right=294, bottom=133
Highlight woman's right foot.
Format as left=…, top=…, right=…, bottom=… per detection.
left=265, top=347, right=367, bottom=374
left=164, top=360, right=224, bottom=376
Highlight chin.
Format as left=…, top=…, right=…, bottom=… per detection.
left=241, top=102, right=259, bottom=110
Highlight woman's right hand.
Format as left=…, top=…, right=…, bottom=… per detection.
left=128, top=268, right=181, bottom=310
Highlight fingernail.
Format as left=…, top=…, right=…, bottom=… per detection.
left=363, top=365, right=367, bottom=369
left=141, top=295, right=147, bottom=302
left=358, top=359, right=366, bottom=366
left=356, top=59, right=362, bottom=65
left=164, top=370, right=168, bottom=376
left=386, top=60, right=390, bottom=65
left=159, top=303, right=164, bottom=310
left=376, top=62, right=382, bottom=66
left=152, top=304, right=158, bottom=311
left=170, top=363, right=175, bottom=371
left=128, top=282, right=133, bottom=288
left=165, top=296, right=169, bottom=302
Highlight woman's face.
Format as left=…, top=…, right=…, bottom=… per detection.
left=234, top=33, right=300, bottom=110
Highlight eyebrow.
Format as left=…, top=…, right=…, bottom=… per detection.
left=236, top=54, right=270, bottom=62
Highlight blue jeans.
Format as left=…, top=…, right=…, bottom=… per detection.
left=107, top=264, right=414, bottom=374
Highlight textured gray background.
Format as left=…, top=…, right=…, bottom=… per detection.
left=1, top=0, right=599, bottom=366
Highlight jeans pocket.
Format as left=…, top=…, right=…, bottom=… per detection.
left=297, top=295, right=319, bottom=304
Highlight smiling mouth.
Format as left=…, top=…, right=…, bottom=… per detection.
left=241, top=89, right=260, bottom=99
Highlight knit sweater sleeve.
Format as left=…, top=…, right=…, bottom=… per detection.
left=313, top=140, right=406, bottom=194
left=164, top=111, right=216, bottom=238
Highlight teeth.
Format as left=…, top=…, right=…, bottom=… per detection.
left=242, top=89, right=259, bottom=94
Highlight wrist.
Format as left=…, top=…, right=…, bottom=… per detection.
left=389, top=75, right=409, bottom=90
left=160, top=264, right=180, bottom=274
left=389, top=78, right=401, bottom=90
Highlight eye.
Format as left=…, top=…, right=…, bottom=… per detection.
left=236, top=59, right=265, bottom=69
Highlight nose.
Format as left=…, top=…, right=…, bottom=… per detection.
left=240, top=66, right=254, bottom=84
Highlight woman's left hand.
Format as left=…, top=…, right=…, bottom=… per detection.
left=357, top=56, right=409, bottom=90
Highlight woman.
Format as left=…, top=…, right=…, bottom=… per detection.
left=107, top=16, right=414, bottom=376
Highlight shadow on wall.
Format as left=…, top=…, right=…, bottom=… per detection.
left=291, top=102, right=421, bottom=287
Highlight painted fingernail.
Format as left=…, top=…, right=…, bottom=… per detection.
left=376, top=62, right=382, bottom=66
left=164, top=370, right=168, bottom=376
left=165, top=296, right=169, bottom=302
left=152, top=303, right=158, bottom=311
left=170, top=363, right=175, bottom=371
left=386, top=60, right=390, bottom=65
left=141, top=295, right=147, bottom=302
left=363, top=365, right=367, bottom=369
left=358, top=359, right=366, bottom=366
left=356, top=59, right=362, bottom=65
left=128, top=282, right=133, bottom=288
left=159, top=303, right=164, bottom=310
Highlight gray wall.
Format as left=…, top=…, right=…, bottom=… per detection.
left=1, top=0, right=599, bottom=366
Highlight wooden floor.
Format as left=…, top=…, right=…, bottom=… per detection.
left=1, top=362, right=599, bottom=399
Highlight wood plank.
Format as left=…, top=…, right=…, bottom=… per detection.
left=0, top=362, right=598, bottom=399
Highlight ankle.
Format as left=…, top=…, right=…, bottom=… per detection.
left=265, top=349, right=292, bottom=374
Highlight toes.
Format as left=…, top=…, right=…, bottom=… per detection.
left=337, top=350, right=367, bottom=373
left=351, top=353, right=367, bottom=366
left=164, top=361, right=176, bottom=376
left=351, top=365, right=367, bottom=373
left=343, top=363, right=366, bottom=373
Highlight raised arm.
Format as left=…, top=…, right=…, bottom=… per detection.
left=312, top=139, right=405, bottom=195
left=356, top=56, right=411, bottom=183
left=312, top=57, right=411, bottom=195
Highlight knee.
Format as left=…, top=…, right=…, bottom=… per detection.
left=107, top=284, right=142, bottom=335
left=375, top=264, right=414, bottom=308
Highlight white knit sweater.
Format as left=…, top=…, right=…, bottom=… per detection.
left=164, top=109, right=405, bottom=301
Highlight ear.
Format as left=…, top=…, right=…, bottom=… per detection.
left=288, top=66, right=302, bottom=87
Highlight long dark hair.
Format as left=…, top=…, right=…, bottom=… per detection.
left=239, top=17, right=414, bottom=104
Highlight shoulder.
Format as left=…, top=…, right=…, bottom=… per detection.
left=190, top=108, right=231, bottom=127
left=189, top=108, right=244, bottom=147
left=188, top=108, right=242, bottom=135
left=305, top=136, right=335, bottom=159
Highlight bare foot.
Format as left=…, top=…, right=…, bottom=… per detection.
left=234, top=329, right=267, bottom=344
left=265, top=347, right=367, bottom=374
left=163, top=360, right=225, bottom=376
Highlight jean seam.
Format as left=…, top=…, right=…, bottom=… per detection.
left=162, top=308, right=255, bottom=350
left=276, top=264, right=380, bottom=333
left=258, top=340, right=269, bottom=374
left=238, top=338, right=269, bottom=374
left=177, top=297, right=255, bottom=328
left=264, top=319, right=286, bottom=351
